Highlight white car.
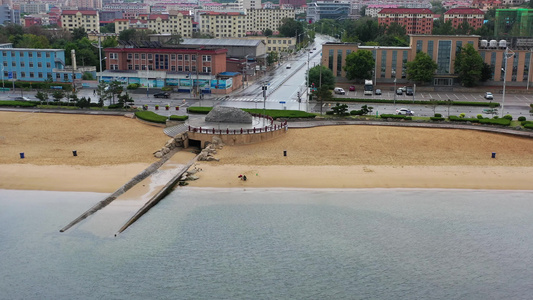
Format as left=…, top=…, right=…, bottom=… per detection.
left=334, top=87, right=345, bottom=95
left=12, top=96, right=30, bottom=101
left=485, top=92, right=494, bottom=100
left=396, top=108, right=414, bottom=116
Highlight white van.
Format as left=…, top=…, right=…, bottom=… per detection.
left=286, top=64, right=291, bottom=69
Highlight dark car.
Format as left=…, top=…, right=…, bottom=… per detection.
left=154, top=92, right=170, bottom=98
left=405, top=87, right=414, bottom=96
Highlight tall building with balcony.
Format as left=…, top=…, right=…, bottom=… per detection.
left=0, top=4, right=19, bottom=24
left=59, top=10, right=100, bottom=33
left=444, top=8, right=485, bottom=30
left=378, top=8, right=434, bottom=35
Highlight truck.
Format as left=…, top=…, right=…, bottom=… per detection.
left=363, top=80, right=373, bottom=95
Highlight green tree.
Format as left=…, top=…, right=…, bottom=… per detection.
left=308, top=65, right=335, bottom=89
left=72, top=27, right=88, bottom=41
left=454, top=43, right=484, bottom=87
left=96, top=81, right=111, bottom=107
left=344, top=50, right=374, bottom=82
left=52, top=90, right=65, bottom=105
left=15, top=34, right=50, bottom=48
left=119, top=28, right=136, bottom=41
left=266, top=51, right=278, bottom=66
left=263, top=28, right=273, bottom=36
left=108, top=80, right=124, bottom=104
left=480, top=63, right=492, bottom=82
left=331, top=103, right=348, bottom=115
left=118, top=92, right=134, bottom=108
left=100, top=23, right=115, bottom=33
left=353, top=18, right=380, bottom=43
left=432, top=20, right=455, bottom=35
left=278, top=18, right=304, bottom=41
left=35, top=91, right=49, bottom=104
left=406, top=51, right=438, bottom=83
left=312, top=85, right=333, bottom=114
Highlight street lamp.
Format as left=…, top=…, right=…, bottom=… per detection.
left=1, top=65, right=4, bottom=93
left=527, top=48, right=532, bottom=90
left=374, top=46, right=378, bottom=86
left=501, top=47, right=514, bottom=118
left=393, top=78, right=396, bottom=106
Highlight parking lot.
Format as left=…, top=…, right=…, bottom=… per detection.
left=334, top=89, right=533, bottom=105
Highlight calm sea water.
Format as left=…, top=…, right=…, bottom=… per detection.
left=1, top=188, right=533, bottom=299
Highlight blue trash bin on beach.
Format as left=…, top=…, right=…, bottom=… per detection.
left=492, top=152, right=496, bottom=158
left=19, top=152, right=24, bottom=159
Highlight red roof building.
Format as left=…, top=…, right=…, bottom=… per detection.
left=444, top=8, right=485, bottom=30
left=378, top=8, right=434, bottom=35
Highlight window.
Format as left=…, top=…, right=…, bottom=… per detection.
left=328, top=49, right=334, bottom=71
left=28, top=52, right=33, bottom=58
left=37, top=53, right=42, bottom=58
left=178, top=54, right=183, bottom=60
left=512, top=53, right=519, bottom=82
left=128, top=64, right=133, bottom=70
left=178, top=66, right=183, bottom=71
left=456, top=41, right=462, bottom=54
left=141, top=54, right=146, bottom=59
left=21, top=62, right=25, bottom=67
left=203, top=66, right=212, bottom=73
left=135, top=65, right=139, bottom=70
left=135, top=54, right=139, bottom=59
left=171, top=54, right=176, bottom=60
left=171, top=66, right=176, bottom=71
left=127, top=53, right=132, bottom=59
left=202, top=55, right=211, bottom=62
left=337, top=49, right=342, bottom=76
left=192, top=54, right=196, bottom=61
left=437, top=40, right=452, bottom=74
left=427, top=41, right=434, bottom=60
left=184, top=54, right=189, bottom=60
left=416, top=40, right=423, bottom=53
left=110, top=53, right=118, bottom=59
left=21, top=72, right=26, bottom=77
left=64, top=74, right=68, bottom=81
left=148, top=54, right=153, bottom=59
left=46, top=52, right=50, bottom=58
left=38, top=62, right=42, bottom=68
left=29, top=63, right=34, bottom=68
left=47, top=62, right=51, bottom=68
left=141, top=65, right=146, bottom=70
left=30, top=72, right=34, bottom=78
left=381, top=50, right=387, bottom=78
left=38, top=72, right=43, bottom=78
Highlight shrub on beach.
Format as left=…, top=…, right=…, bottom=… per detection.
left=502, top=114, right=513, bottom=121
left=434, top=113, right=442, bottom=118
left=135, top=111, right=167, bottom=123
left=430, top=117, right=445, bottom=121
left=518, top=116, right=526, bottom=122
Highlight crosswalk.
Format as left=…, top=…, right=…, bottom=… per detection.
left=214, top=97, right=298, bottom=103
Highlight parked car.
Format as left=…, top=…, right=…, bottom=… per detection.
left=334, top=87, right=346, bottom=95
left=396, top=88, right=403, bottom=95
left=485, top=92, right=494, bottom=100
left=396, top=108, right=414, bottom=116
left=313, top=47, right=317, bottom=50
left=154, top=92, right=170, bottom=98
left=405, top=86, right=414, bottom=96
left=374, top=89, right=382, bottom=95
left=349, top=85, right=356, bottom=91
left=12, top=96, right=30, bottom=101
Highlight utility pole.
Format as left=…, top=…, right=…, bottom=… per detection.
left=393, top=78, right=397, bottom=106
left=262, top=83, right=267, bottom=117
left=501, top=47, right=514, bottom=117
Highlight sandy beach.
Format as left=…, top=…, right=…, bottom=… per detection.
left=2, top=111, right=533, bottom=192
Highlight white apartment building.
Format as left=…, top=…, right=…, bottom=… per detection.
left=114, top=12, right=194, bottom=37
left=60, top=10, right=100, bottom=33
left=18, top=3, right=49, bottom=14
left=198, top=11, right=247, bottom=38
left=245, top=8, right=295, bottom=34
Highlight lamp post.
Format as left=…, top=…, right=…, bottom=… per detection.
left=394, top=78, right=396, bottom=107
left=526, top=48, right=533, bottom=91
left=374, top=46, right=378, bottom=86
left=501, top=47, right=514, bottom=118
left=1, top=65, right=4, bottom=93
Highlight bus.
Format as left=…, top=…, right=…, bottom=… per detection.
left=363, top=80, right=373, bottom=95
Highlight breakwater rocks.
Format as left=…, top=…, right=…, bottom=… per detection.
left=154, top=133, right=188, bottom=158
left=198, top=136, right=223, bottom=161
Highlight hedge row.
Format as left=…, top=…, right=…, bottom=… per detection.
left=449, top=115, right=511, bottom=126
left=335, top=98, right=499, bottom=107
left=13, top=81, right=72, bottom=90
left=169, top=115, right=188, bottom=121
left=134, top=111, right=168, bottom=123
left=0, top=100, right=38, bottom=107
left=186, top=106, right=316, bottom=119
left=430, top=117, right=445, bottom=121
left=380, top=114, right=412, bottom=120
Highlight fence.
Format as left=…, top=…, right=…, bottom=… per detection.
left=187, top=114, right=287, bottom=135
